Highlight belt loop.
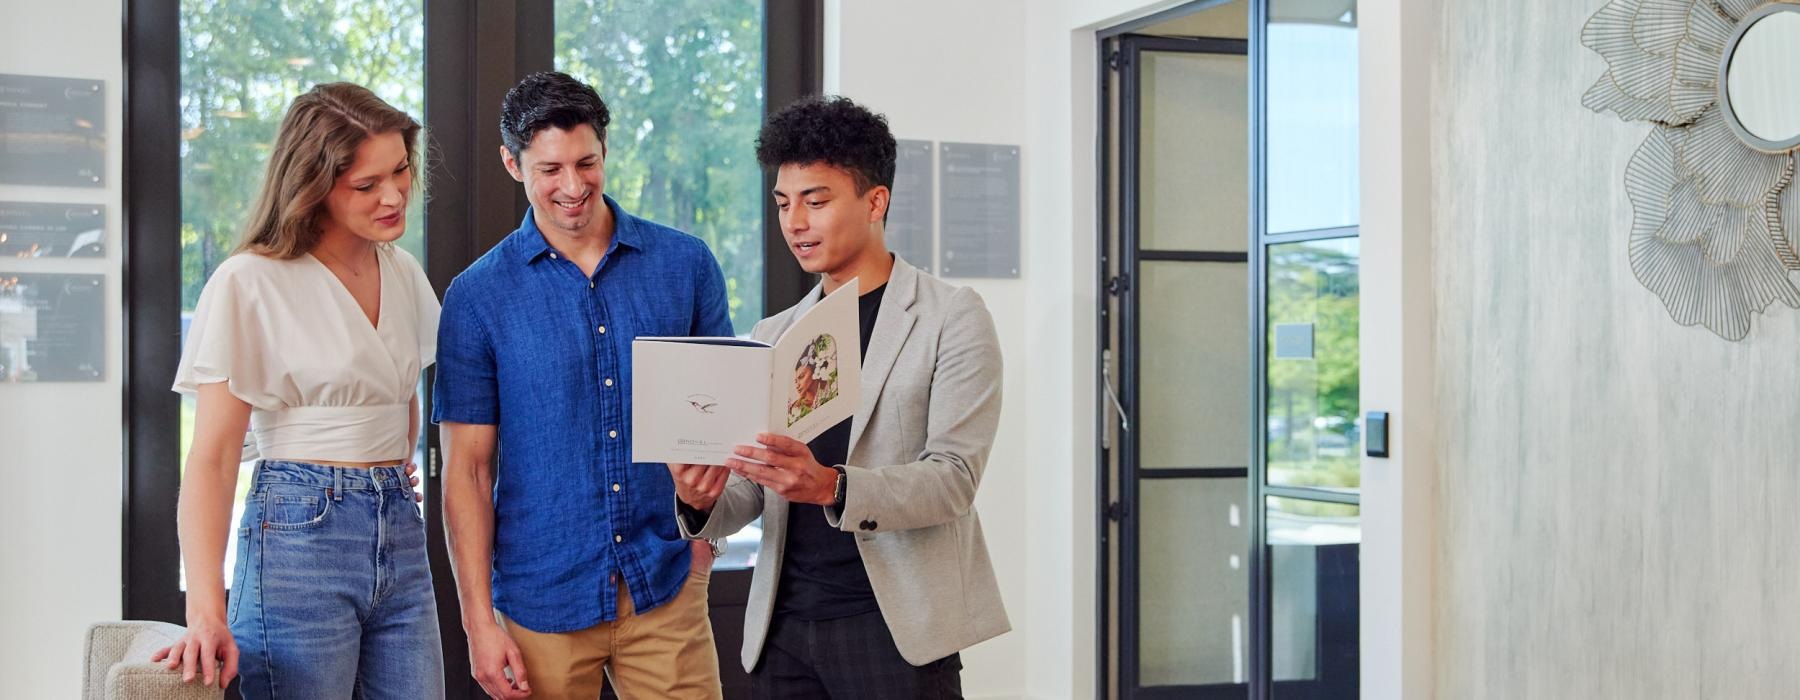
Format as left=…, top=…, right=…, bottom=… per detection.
left=332, top=467, right=344, bottom=502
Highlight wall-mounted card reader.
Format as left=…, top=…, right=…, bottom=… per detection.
left=1365, top=411, right=1389, bottom=458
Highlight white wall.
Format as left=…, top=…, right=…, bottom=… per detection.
left=0, top=0, right=126, bottom=697
left=829, top=1, right=1266, bottom=698
left=826, top=3, right=1034, bottom=697
left=1430, top=0, right=1800, bottom=697
left=1359, top=0, right=1437, bottom=697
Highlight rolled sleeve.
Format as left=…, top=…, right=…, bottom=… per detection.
left=431, top=278, right=500, bottom=425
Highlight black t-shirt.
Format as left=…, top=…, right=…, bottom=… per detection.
left=774, top=282, right=886, bottom=620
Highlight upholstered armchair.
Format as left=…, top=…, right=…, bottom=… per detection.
left=83, top=621, right=223, bottom=700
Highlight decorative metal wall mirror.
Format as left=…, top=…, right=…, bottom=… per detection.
left=1584, top=1, right=1800, bottom=340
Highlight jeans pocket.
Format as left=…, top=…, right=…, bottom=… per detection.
left=261, top=486, right=330, bottom=530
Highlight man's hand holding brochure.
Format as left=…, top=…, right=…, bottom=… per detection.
left=632, top=279, right=861, bottom=467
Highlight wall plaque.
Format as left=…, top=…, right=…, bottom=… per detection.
left=939, top=142, right=1021, bottom=279
left=888, top=139, right=935, bottom=272
left=0, top=73, right=105, bottom=187
left=0, top=273, right=104, bottom=382
left=0, top=202, right=104, bottom=258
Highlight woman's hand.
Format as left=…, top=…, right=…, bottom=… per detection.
left=404, top=461, right=423, bottom=503
left=151, top=615, right=238, bottom=688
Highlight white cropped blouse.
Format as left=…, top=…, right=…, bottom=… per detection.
left=173, top=245, right=440, bottom=463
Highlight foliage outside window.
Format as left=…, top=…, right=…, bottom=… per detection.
left=1265, top=238, right=1360, bottom=492
left=556, top=0, right=767, bottom=334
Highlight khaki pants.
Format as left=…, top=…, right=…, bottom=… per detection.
left=499, top=565, right=721, bottom=700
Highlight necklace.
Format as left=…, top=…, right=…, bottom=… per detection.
left=318, top=246, right=374, bottom=278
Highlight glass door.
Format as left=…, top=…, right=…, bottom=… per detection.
left=1103, top=28, right=1254, bottom=699
left=1099, top=1, right=1362, bottom=698
left=1255, top=2, right=1361, bottom=696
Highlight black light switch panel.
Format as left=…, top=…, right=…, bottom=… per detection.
left=1365, top=411, right=1389, bottom=458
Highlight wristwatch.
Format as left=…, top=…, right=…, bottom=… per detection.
left=706, top=537, right=726, bottom=558
left=829, top=465, right=847, bottom=509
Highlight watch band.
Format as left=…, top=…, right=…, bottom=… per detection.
left=830, top=465, right=847, bottom=509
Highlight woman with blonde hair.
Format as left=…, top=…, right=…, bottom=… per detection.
left=155, top=82, right=444, bottom=697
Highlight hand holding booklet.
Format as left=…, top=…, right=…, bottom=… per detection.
left=632, top=279, right=861, bottom=465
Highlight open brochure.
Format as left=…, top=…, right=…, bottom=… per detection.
left=631, top=278, right=861, bottom=465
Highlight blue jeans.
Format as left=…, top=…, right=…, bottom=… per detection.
left=229, top=460, right=445, bottom=699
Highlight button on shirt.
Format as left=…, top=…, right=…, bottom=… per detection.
left=432, top=197, right=733, bottom=633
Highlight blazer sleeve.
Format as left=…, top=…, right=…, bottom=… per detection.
left=675, top=471, right=766, bottom=540
left=826, top=286, right=1002, bottom=534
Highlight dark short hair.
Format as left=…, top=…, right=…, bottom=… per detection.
left=755, top=95, right=896, bottom=195
left=500, top=71, right=610, bottom=159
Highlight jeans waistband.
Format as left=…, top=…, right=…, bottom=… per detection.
left=253, top=459, right=410, bottom=493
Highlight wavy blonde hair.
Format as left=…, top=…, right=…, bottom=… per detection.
left=235, top=83, right=421, bottom=259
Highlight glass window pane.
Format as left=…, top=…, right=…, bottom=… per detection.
left=1265, top=238, right=1359, bottom=491
left=1267, top=0, right=1358, bottom=235
left=556, top=1, right=766, bottom=568
left=1140, top=51, right=1249, bottom=252
left=1140, top=261, right=1249, bottom=469
left=177, top=0, right=426, bottom=590
left=555, top=0, right=766, bottom=335
left=1267, top=496, right=1359, bottom=697
left=1138, top=477, right=1248, bottom=689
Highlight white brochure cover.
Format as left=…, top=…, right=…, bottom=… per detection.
left=632, top=279, right=861, bottom=465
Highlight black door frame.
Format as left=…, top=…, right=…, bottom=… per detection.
left=1101, top=29, right=1253, bottom=700
left=123, top=2, right=820, bottom=698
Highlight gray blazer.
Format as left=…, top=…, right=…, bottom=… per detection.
left=678, top=254, right=1009, bottom=669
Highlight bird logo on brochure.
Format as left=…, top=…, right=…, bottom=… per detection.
left=686, top=394, right=720, bottom=414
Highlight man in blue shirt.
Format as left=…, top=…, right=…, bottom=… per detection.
left=435, top=71, right=730, bottom=700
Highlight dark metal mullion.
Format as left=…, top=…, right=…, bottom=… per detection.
left=1262, top=224, right=1360, bottom=245
left=123, top=0, right=183, bottom=625
left=1264, top=485, right=1362, bottom=506
left=1248, top=0, right=1272, bottom=697
left=1139, top=468, right=1250, bottom=479
left=1094, top=36, right=1115, bottom=700
left=1113, top=35, right=1249, bottom=59
left=761, top=0, right=824, bottom=313
left=1117, top=34, right=1145, bottom=699
left=1134, top=683, right=1254, bottom=700
left=1138, top=250, right=1249, bottom=263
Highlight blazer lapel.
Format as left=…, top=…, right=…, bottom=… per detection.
left=847, top=257, right=919, bottom=458
left=776, top=285, right=825, bottom=336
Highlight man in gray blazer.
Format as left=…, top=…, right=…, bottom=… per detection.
left=669, top=95, right=1007, bottom=698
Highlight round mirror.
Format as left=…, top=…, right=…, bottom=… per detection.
left=1721, top=3, right=1800, bottom=153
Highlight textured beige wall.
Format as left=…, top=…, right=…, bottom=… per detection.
left=1433, top=1, right=1800, bottom=697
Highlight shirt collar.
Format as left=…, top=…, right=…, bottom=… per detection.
left=510, top=194, right=645, bottom=266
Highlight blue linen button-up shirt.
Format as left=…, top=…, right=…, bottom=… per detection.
left=431, top=196, right=733, bottom=633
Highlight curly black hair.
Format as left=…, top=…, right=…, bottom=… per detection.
left=500, top=71, right=610, bottom=159
left=755, top=95, right=896, bottom=195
